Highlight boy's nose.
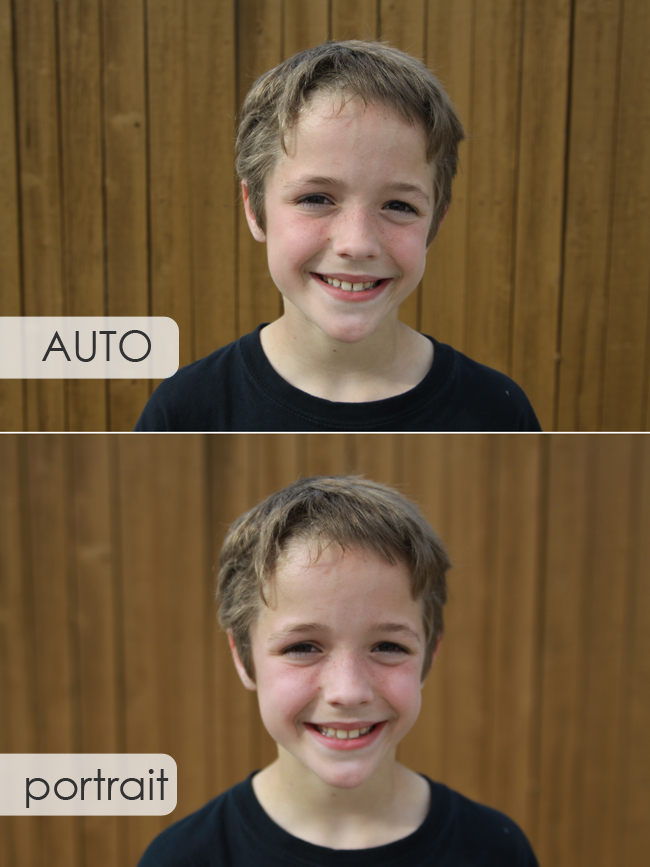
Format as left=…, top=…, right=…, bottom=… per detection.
left=321, top=654, right=374, bottom=707
left=331, top=207, right=382, bottom=260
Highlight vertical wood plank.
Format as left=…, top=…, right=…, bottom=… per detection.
left=57, top=0, right=107, bottom=430
left=147, top=1, right=193, bottom=369
left=557, top=0, right=623, bottom=431
left=24, top=436, right=80, bottom=865
left=487, top=435, right=542, bottom=832
left=620, top=438, right=650, bottom=864
left=537, top=435, right=596, bottom=865
left=350, top=432, right=402, bottom=485
left=578, top=437, right=638, bottom=866
left=102, top=0, right=150, bottom=431
left=601, top=0, right=650, bottom=430
left=237, top=0, right=283, bottom=335
left=187, top=0, right=238, bottom=360
left=511, top=0, right=572, bottom=429
left=0, top=0, right=24, bottom=431
left=331, top=0, right=378, bottom=41
left=14, top=1, right=66, bottom=430
left=284, top=0, right=329, bottom=56
left=301, top=433, right=356, bottom=475
left=68, top=436, right=123, bottom=866
left=421, top=0, right=472, bottom=351
left=0, top=437, right=38, bottom=866
left=464, top=0, right=522, bottom=373
left=118, top=435, right=210, bottom=860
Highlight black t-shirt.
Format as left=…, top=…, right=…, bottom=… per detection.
left=137, top=774, right=539, bottom=866
left=134, top=326, right=541, bottom=432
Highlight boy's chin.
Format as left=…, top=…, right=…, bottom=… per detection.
left=307, top=760, right=383, bottom=791
left=316, top=318, right=386, bottom=346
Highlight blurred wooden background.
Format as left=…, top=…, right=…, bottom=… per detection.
left=0, top=433, right=648, bottom=865
left=1, top=0, right=649, bottom=430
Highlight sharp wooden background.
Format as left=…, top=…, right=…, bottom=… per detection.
left=1, top=0, right=649, bottom=431
left=0, top=433, right=648, bottom=866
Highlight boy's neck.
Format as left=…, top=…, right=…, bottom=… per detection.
left=260, top=316, right=434, bottom=403
left=252, top=755, right=430, bottom=850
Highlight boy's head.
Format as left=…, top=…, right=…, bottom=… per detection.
left=236, top=40, right=465, bottom=246
left=217, top=475, right=450, bottom=683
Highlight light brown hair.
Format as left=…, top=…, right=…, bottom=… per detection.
left=217, top=475, right=450, bottom=681
left=235, top=40, right=465, bottom=244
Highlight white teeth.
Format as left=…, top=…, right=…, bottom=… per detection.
left=316, top=725, right=373, bottom=739
left=322, top=275, right=379, bottom=292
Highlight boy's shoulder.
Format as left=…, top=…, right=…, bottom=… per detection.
left=438, top=339, right=542, bottom=431
left=136, top=774, right=539, bottom=867
left=135, top=777, right=246, bottom=867
left=133, top=327, right=263, bottom=432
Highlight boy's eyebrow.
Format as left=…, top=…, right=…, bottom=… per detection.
left=370, top=623, right=423, bottom=644
left=268, top=622, right=327, bottom=641
left=384, top=182, right=431, bottom=205
left=268, top=622, right=422, bottom=644
left=284, top=176, right=431, bottom=205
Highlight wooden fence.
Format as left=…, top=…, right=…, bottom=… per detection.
left=1, top=433, right=648, bottom=865
left=1, top=0, right=649, bottom=430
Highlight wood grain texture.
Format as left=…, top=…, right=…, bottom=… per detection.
left=511, top=0, right=572, bottom=429
left=284, top=0, right=329, bottom=56
left=464, top=0, right=521, bottom=374
left=0, top=0, right=24, bottom=431
left=0, top=437, right=37, bottom=867
left=13, top=0, right=66, bottom=430
left=187, top=0, right=238, bottom=359
left=557, top=0, right=623, bottom=431
left=57, top=0, right=107, bottom=430
left=147, top=1, right=193, bottom=371
left=102, top=0, right=151, bottom=431
left=68, top=436, right=123, bottom=865
left=601, top=0, right=650, bottom=430
left=331, top=0, right=378, bottom=41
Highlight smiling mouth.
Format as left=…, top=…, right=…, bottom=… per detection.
left=311, top=724, right=378, bottom=740
left=318, top=274, right=383, bottom=292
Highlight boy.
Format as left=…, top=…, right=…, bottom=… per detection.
left=135, top=41, right=541, bottom=431
left=137, top=475, right=540, bottom=865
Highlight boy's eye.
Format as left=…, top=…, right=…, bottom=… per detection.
left=282, top=642, right=320, bottom=657
left=296, top=194, right=332, bottom=208
left=373, top=641, right=410, bottom=655
left=384, top=200, right=418, bottom=215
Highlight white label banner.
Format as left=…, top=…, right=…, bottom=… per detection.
left=0, top=754, right=177, bottom=815
left=0, top=317, right=178, bottom=378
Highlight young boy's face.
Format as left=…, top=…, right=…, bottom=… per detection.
left=230, top=541, right=430, bottom=791
left=243, top=94, right=436, bottom=345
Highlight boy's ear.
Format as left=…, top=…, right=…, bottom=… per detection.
left=241, top=181, right=266, bottom=242
left=228, top=631, right=257, bottom=691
